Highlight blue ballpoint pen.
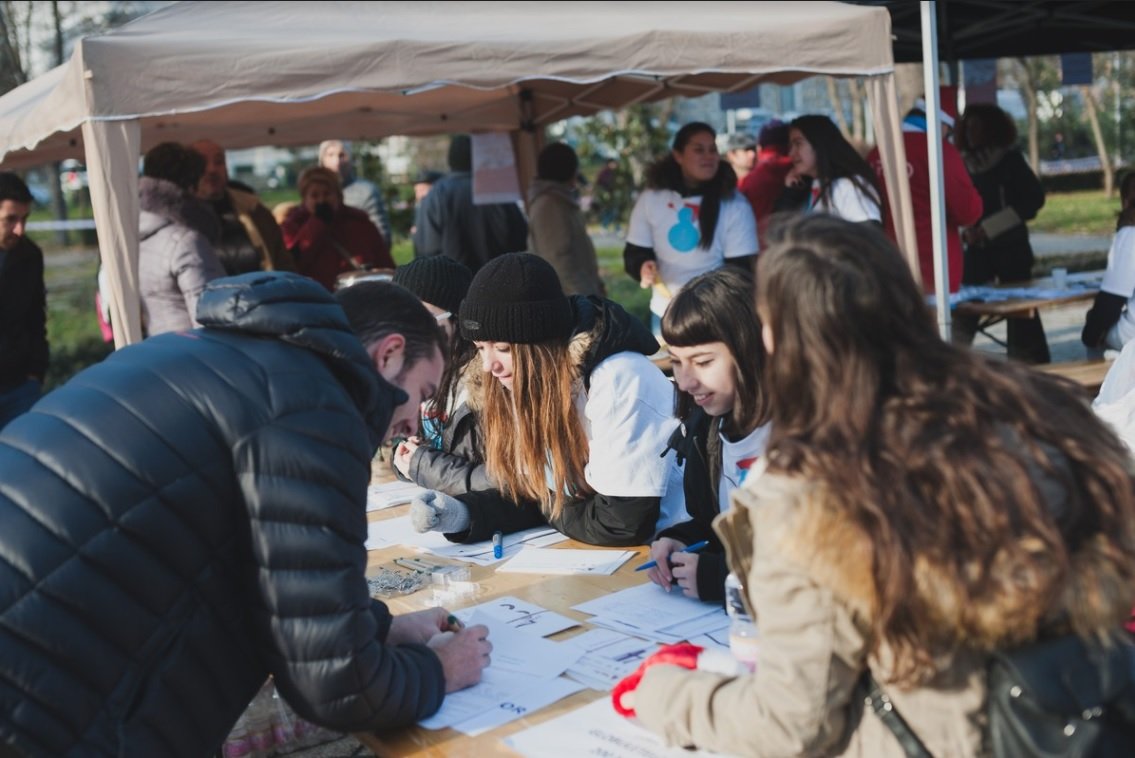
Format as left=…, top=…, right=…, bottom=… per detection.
left=635, top=540, right=710, bottom=572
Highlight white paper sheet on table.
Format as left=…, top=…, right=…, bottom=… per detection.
left=453, top=596, right=580, bottom=637
left=505, top=697, right=729, bottom=757
left=572, top=582, right=724, bottom=641
left=364, top=516, right=564, bottom=562
left=418, top=613, right=586, bottom=735
left=466, top=611, right=584, bottom=680
left=563, top=629, right=660, bottom=691
left=497, top=546, right=634, bottom=575
left=366, top=480, right=429, bottom=511
left=419, top=668, right=584, bottom=735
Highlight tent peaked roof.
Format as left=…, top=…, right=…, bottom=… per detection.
left=0, top=0, right=893, bottom=168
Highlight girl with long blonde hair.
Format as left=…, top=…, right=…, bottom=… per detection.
left=410, top=253, right=686, bottom=546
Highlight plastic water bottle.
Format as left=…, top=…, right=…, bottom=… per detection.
left=724, top=572, right=759, bottom=672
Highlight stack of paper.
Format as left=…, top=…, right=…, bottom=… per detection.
left=418, top=611, right=585, bottom=735
left=505, top=698, right=728, bottom=757
left=452, top=595, right=580, bottom=637
left=563, top=628, right=660, bottom=691
left=366, top=480, right=429, bottom=511
left=497, top=546, right=634, bottom=575
left=365, top=516, right=566, bottom=563
left=572, top=583, right=729, bottom=644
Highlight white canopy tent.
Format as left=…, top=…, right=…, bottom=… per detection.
left=0, top=0, right=915, bottom=347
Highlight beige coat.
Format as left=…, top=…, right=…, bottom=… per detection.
left=526, top=179, right=604, bottom=297
left=635, top=470, right=988, bottom=757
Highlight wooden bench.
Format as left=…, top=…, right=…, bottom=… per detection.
left=1033, top=358, right=1112, bottom=395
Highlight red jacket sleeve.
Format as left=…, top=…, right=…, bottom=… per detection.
left=942, top=144, right=983, bottom=227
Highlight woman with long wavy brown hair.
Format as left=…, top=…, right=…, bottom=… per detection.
left=409, top=252, right=686, bottom=547
left=619, top=214, right=1135, bottom=756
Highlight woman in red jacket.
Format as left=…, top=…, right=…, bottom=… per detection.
left=281, top=167, right=394, bottom=290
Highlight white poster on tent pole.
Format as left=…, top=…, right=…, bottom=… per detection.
left=472, top=132, right=522, bottom=205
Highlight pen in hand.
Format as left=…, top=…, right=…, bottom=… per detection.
left=635, top=540, right=710, bottom=572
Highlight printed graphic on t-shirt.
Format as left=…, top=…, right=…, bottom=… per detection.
left=668, top=203, right=701, bottom=252
left=735, top=456, right=759, bottom=485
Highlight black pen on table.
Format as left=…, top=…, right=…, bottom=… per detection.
left=635, top=540, right=710, bottom=572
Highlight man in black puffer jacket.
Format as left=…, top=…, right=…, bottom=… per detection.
left=0, top=272, right=491, bottom=757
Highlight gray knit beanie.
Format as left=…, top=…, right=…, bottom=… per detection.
left=459, top=253, right=574, bottom=343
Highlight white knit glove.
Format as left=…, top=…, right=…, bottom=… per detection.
left=409, top=490, right=471, bottom=533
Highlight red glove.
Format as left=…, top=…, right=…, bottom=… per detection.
left=611, top=643, right=704, bottom=717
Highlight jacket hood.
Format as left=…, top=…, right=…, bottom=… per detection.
left=139, top=175, right=222, bottom=244
left=566, top=295, right=659, bottom=386
left=195, top=271, right=405, bottom=448
left=527, top=178, right=579, bottom=208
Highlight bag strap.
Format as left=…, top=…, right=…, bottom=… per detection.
left=862, top=672, right=935, bottom=758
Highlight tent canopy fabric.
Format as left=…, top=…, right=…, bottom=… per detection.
left=0, top=0, right=896, bottom=167
left=851, top=0, right=1135, bottom=62
left=0, top=0, right=914, bottom=347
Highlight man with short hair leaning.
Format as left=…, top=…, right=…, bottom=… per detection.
left=0, top=172, right=48, bottom=431
left=0, top=272, right=491, bottom=756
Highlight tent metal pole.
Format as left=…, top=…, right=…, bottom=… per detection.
left=921, top=1, right=951, bottom=340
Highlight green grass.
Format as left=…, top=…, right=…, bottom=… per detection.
left=1032, top=190, right=1118, bottom=235
left=43, top=253, right=112, bottom=390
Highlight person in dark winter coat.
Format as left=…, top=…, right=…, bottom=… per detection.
left=412, top=135, right=529, bottom=273
left=647, top=267, right=771, bottom=604
left=0, top=173, right=47, bottom=431
left=409, top=253, right=687, bottom=547
left=0, top=273, right=491, bottom=758
left=954, top=104, right=1049, bottom=363
left=138, top=141, right=226, bottom=336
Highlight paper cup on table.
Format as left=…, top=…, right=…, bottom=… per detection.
left=1053, top=267, right=1068, bottom=289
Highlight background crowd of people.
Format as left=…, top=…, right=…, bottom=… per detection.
left=2, top=94, right=1134, bottom=756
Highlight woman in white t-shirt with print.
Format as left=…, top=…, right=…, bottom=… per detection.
left=1083, top=172, right=1135, bottom=352
left=646, top=267, right=771, bottom=604
left=787, top=114, right=883, bottom=224
left=623, top=122, right=759, bottom=335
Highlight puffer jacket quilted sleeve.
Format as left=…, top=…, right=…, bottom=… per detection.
left=0, top=273, right=443, bottom=757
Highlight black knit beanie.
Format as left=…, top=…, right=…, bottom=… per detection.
left=393, top=256, right=473, bottom=315
left=460, top=253, right=574, bottom=344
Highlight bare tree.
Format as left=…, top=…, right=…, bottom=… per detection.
left=848, top=78, right=866, bottom=144
left=1015, top=57, right=1042, bottom=173
left=0, top=1, right=35, bottom=92
left=826, top=78, right=851, bottom=138
left=1081, top=84, right=1114, bottom=196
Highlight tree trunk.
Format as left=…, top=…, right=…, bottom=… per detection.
left=1080, top=85, right=1115, bottom=196
left=826, top=78, right=851, bottom=140
left=848, top=79, right=866, bottom=145
left=1016, top=58, right=1041, bottom=173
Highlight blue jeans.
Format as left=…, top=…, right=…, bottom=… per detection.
left=0, top=379, right=41, bottom=431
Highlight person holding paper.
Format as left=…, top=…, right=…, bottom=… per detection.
left=0, top=274, right=492, bottom=757
left=646, top=268, right=771, bottom=603
left=410, top=253, right=687, bottom=546
left=616, top=215, right=1135, bottom=756
left=954, top=103, right=1049, bottom=363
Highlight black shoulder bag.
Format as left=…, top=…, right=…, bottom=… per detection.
left=865, top=634, right=1135, bottom=758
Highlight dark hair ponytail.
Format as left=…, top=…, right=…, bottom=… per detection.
left=644, top=122, right=736, bottom=250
